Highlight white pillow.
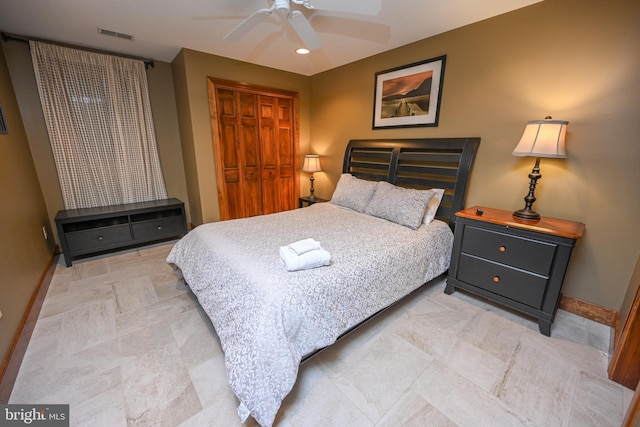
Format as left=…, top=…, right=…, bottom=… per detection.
left=364, top=182, right=436, bottom=229
left=423, top=188, right=445, bottom=224
left=330, top=173, right=378, bottom=212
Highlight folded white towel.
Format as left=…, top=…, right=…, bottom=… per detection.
left=287, top=238, right=322, bottom=255
left=279, top=246, right=331, bottom=272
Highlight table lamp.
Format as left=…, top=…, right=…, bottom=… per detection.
left=302, top=154, right=322, bottom=200
left=512, top=116, right=568, bottom=221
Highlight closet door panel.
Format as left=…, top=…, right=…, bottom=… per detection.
left=216, top=88, right=242, bottom=219
left=277, top=98, right=295, bottom=211
left=259, top=97, right=278, bottom=167
left=217, top=89, right=239, bottom=170
left=259, top=97, right=279, bottom=215
left=239, top=92, right=262, bottom=217
left=223, top=170, right=244, bottom=220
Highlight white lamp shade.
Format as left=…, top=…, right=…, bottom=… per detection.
left=512, top=119, right=569, bottom=158
left=302, top=154, right=322, bottom=173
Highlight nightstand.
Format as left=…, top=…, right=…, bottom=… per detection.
left=445, top=206, right=584, bottom=336
left=298, top=196, right=328, bottom=208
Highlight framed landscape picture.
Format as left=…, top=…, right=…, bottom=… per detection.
left=372, top=55, right=446, bottom=129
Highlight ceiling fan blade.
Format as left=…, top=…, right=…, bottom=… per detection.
left=289, top=10, right=322, bottom=50
left=223, top=8, right=271, bottom=41
left=303, top=0, right=381, bottom=16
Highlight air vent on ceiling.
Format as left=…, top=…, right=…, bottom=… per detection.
left=97, top=28, right=134, bottom=41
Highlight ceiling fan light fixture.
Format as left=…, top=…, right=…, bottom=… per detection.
left=274, top=0, right=291, bottom=15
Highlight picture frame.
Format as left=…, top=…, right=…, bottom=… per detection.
left=372, top=55, right=446, bottom=129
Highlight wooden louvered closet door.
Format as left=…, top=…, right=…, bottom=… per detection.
left=208, top=78, right=299, bottom=220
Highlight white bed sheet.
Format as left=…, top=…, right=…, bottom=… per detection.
left=166, top=203, right=453, bottom=426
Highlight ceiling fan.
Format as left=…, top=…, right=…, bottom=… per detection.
left=223, top=0, right=382, bottom=51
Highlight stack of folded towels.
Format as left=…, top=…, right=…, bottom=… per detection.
left=279, top=238, right=331, bottom=272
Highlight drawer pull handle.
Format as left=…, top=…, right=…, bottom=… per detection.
left=493, top=276, right=500, bottom=283
left=98, top=236, right=103, bottom=240
left=157, top=226, right=162, bottom=230
left=499, top=246, right=506, bottom=252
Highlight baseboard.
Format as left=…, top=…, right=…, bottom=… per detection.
left=559, top=294, right=618, bottom=328
left=0, top=252, right=58, bottom=403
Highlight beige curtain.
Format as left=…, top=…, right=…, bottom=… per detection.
left=29, top=41, right=167, bottom=209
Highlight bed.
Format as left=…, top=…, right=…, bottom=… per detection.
left=166, top=137, right=480, bottom=426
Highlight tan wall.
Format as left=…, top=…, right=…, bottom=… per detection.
left=0, top=40, right=189, bottom=240
left=308, top=0, right=640, bottom=310
left=1, top=39, right=61, bottom=237
left=171, top=51, right=204, bottom=226
left=145, top=61, right=189, bottom=221
left=0, top=43, right=52, bottom=363
left=171, top=49, right=311, bottom=225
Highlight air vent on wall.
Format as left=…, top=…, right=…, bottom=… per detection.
left=97, top=27, right=134, bottom=41
left=0, top=103, right=8, bottom=135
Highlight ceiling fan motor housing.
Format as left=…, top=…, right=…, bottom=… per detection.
left=223, top=0, right=381, bottom=50
left=274, top=0, right=291, bottom=15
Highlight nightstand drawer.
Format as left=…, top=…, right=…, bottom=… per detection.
left=461, top=225, right=557, bottom=275
left=458, top=253, right=547, bottom=309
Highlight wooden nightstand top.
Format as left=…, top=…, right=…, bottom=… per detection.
left=457, top=206, right=585, bottom=240
left=298, top=196, right=328, bottom=208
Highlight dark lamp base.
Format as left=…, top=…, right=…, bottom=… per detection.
left=306, top=194, right=317, bottom=200
left=513, top=209, right=541, bottom=221
left=514, top=157, right=543, bottom=222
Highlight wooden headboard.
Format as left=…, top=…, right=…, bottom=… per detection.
left=342, top=138, right=481, bottom=229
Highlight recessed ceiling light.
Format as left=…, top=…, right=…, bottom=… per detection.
left=296, top=48, right=310, bottom=55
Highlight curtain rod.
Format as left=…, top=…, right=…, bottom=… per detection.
left=1, top=31, right=155, bottom=69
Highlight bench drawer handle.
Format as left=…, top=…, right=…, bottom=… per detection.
left=493, top=276, right=500, bottom=283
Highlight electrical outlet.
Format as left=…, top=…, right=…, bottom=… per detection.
left=42, top=226, right=48, bottom=240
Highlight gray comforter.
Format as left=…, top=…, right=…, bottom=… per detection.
left=166, top=203, right=453, bottom=426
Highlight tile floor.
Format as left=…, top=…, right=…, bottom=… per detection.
left=9, top=242, right=633, bottom=426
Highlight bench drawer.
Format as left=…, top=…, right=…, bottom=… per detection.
left=66, top=224, right=133, bottom=252
left=132, top=216, right=185, bottom=241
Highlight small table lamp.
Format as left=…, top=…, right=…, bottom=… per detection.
left=512, top=117, right=568, bottom=221
left=302, top=154, right=322, bottom=200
